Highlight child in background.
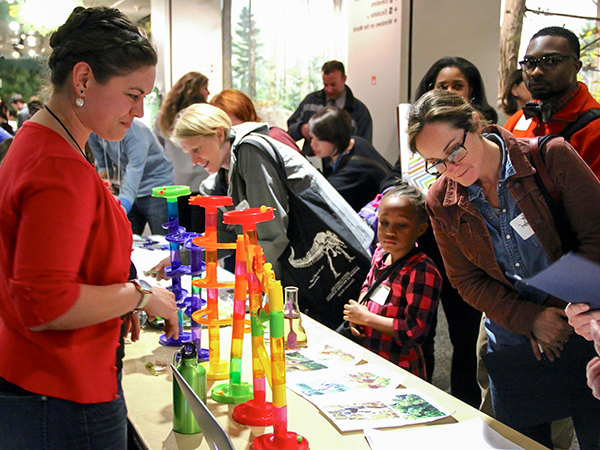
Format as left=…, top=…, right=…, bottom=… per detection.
left=343, top=181, right=442, bottom=379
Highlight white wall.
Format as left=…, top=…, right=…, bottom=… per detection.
left=347, top=0, right=407, bottom=164
left=411, top=1, right=500, bottom=108
left=151, top=0, right=223, bottom=95
left=348, top=0, right=501, bottom=164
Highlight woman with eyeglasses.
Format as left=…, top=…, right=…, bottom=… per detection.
left=408, top=89, right=600, bottom=449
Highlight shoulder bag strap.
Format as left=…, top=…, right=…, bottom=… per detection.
left=529, top=136, right=563, bottom=207
left=559, top=108, right=600, bottom=142
left=358, top=248, right=417, bottom=305
left=241, top=133, right=289, bottom=189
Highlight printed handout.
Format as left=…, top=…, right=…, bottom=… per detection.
left=287, top=363, right=406, bottom=403
left=312, top=388, right=449, bottom=432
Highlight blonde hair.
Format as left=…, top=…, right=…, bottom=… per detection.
left=171, top=103, right=232, bottom=145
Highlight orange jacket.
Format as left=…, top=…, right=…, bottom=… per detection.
left=504, top=82, right=600, bottom=179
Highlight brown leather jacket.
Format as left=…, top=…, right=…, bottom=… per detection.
left=426, top=125, right=600, bottom=337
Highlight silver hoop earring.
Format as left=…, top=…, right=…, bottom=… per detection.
left=76, top=97, right=84, bottom=107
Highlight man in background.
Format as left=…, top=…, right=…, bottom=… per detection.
left=287, top=60, right=372, bottom=156
left=88, top=119, right=175, bottom=235
left=504, top=26, right=600, bottom=179
left=9, top=94, right=30, bottom=129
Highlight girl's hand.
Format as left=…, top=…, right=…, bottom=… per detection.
left=343, top=300, right=371, bottom=326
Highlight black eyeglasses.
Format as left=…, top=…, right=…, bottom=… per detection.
left=519, top=55, right=576, bottom=73
left=425, top=130, right=469, bottom=175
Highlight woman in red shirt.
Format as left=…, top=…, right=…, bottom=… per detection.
left=0, top=7, right=179, bottom=449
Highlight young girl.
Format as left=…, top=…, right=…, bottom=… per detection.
left=343, top=182, right=442, bottom=379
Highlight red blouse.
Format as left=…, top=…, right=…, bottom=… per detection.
left=0, top=122, right=132, bottom=403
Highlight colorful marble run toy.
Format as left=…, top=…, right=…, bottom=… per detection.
left=151, top=186, right=206, bottom=356
left=223, top=207, right=275, bottom=425
left=211, top=235, right=253, bottom=404
left=254, top=268, right=309, bottom=450
left=223, top=206, right=308, bottom=448
left=190, top=196, right=236, bottom=380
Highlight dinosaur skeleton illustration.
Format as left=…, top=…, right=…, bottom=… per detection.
left=288, top=231, right=354, bottom=278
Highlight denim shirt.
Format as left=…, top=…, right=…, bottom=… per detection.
left=466, top=133, right=552, bottom=351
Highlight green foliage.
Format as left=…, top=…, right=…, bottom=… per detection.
left=0, top=58, right=46, bottom=103
left=389, top=394, right=446, bottom=419
left=232, top=5, right=263, bottom=97
left=578, top=21, right=600, bottom=103
left=230, top=3, right=344, bottom=116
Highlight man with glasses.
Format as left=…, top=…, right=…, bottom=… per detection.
left=504, top=26, right=600, bottom=179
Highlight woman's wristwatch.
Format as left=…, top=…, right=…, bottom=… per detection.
left=130, top=279, right=152, bottom=310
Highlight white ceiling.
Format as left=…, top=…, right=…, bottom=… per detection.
left=82, top=0, right=151, bottom=24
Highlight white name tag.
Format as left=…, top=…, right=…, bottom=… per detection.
left=510, top=212, right=534, bottom=240
left=514, top=114, right=532, bottom=131
left=370, top=284, right=391, bottom=306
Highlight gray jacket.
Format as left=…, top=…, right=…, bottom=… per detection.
left=202, top=122, right=373, bottom=276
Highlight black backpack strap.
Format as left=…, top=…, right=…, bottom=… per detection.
left=529, top=135, right=563, bottom=207
left=559, top=108, right=600, bottom=142
left=527, top=136, right=579, bottom=253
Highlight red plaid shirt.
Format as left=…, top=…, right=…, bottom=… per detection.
left=361, top=245, right=442, bottom=379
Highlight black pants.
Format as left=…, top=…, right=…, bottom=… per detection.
left=418, top=226, right=482, bottom=408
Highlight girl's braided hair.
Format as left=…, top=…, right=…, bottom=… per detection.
left=48, top=6, right=157, bottom=88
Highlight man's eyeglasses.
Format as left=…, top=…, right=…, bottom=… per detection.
left=425, top=130, right=469, bottom=176
left=519, top=55, right=576, bottom=73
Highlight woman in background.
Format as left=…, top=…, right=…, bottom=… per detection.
left=0, top=7, right=178, bottom=448
left=308, top=106, right=390, bottom=212
left=210, top=88, right=300, bottom=151
left=500, top=69, right=532, bottom=118
left=155, top=71, right=211, bottom=232
left=0, top=101, right=14, bottom=136
left=415, top=55, right=498, bottom=123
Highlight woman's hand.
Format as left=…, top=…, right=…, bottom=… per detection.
left=531, top=307, right=573, bottom=350
left=530, top=338, right=563, bottom=362
left=566, top=303, right=600, bottom=341
left=586, top=320, right=600, bottom=399
left=123, top=312, right=141, bottom=342
left=142, top=286, right=179, bottom=340
left=148, top=257, right=170, bottom=281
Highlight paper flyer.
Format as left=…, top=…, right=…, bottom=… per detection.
left=312, top=388, right=449, bottom=432
left=365, top=418, right=525, bottom=450
left=287, top=363, right=406, bottom=403
left=285, top=343, right=365, bottom=373
left=510, top=252, right=600, bottom=309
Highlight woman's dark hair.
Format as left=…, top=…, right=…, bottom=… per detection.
left=0, top=101, right=9, bottom=122
left=27, top=100, right=44, bottom=117
left=501, top=69, right=525, bottom=117
left=48, top=6, right=157, bottom=89
left=414, top=56, right=498, bottom=124
left=158, top=71, right=209, bottom=136
left=308, top=106, right=352, bottom=156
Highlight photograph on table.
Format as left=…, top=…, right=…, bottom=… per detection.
left=312, top=388, right=449, bottom=432
left=287, top=363, right=406, bottom=403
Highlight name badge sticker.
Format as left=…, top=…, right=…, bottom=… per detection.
left=514, top=114, right=533, bottom=131
left=370, top=284, right=391, bottom=306
left=510, top=213, right=535, bottom=240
